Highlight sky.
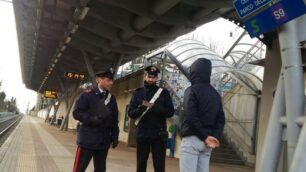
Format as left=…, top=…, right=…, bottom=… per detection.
left=177, top=18, right=246, bottom=56
left=0, top=1, right=37, bottom=113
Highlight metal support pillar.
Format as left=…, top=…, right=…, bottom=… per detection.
left=257, top=73, right=285, bottom=172
left=287, top=19, right=306, bottom=172
left=258, top=18, right=305, bottom=171
left=51, top=94, right=65, bottom=126
left=50, top=103, right=60, bottom=125
left=82, top=50, right=95, bottom=84
left=278, top=19, right=304, bottom=167
left=44, top=100, right=53, bottom=122
left=60, top=83, right=80, bottom=131
left=60, top=93, right=77, bottom=131
left=165, top=49, right=191, bottom=81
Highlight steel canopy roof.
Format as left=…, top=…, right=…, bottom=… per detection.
left=13, top=0, right=238, bottom=93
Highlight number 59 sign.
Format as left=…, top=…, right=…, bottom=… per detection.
left=242, top=0, right=306, bottom=38
left=273, top=8, right=286, bottom=20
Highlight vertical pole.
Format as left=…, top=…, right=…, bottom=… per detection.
left=252, top=92, right=261, bottom=155
left=278, top=19, right=304, bottom=167
left=257, top=73, right=285, bottom=172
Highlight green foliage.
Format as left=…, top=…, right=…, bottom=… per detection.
left=0, top=81, right=19, bottom=112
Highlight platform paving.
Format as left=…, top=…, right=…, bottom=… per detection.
left=0, top=116, right=254, bottom=172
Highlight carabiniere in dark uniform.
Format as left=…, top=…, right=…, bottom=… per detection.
left=72, top=68, right=119, bottom=172
left=128, top=66, right=174, bottom=172
left=74, top=87, right=118, bottom=149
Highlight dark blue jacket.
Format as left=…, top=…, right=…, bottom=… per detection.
left=73, top=87, right=119, bottom=150
left=180, top=58, right=225, bottom=141
left=128, top=84, right=174, bottom=139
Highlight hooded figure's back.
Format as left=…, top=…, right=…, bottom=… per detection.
left=180, top=58, right=225, bottom=141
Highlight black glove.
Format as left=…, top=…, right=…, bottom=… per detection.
left=89, top=116, right=103, bottom=126
left=137, top=105, right=147, bottom=114
left=112, top=139, right=119, bottom=148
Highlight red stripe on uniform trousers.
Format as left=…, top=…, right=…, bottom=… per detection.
left=136, top=144, right=138, bottom=167
left=73, top=146, right=81, bottom=172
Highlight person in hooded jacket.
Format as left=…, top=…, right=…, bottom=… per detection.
left=179, top=58, right=225, bottom=172
left=128, top=65, right=174, bottom=172
left=72, top=68, right=119, bottom=172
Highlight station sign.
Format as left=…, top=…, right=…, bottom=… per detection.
left=234, top=0, right=273, bottom=19
left=64, top=72, right=85, bottom=80
left=234, top=0, right=306, bottom=37
left=44, top=90, right=57, bottom=99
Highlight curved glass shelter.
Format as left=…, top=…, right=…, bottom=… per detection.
left=165, top=39, right=263, bottom=95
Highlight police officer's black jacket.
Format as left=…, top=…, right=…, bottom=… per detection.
left=73, top=86, right=119, bottom=150
left=180, top=58, right=225, bottom=141
left=128, top=83, right=174, bottom=139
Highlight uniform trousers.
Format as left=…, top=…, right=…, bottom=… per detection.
left=137, top=137, right=167, bottom=172
left=73, top=146, right=109, bottom=172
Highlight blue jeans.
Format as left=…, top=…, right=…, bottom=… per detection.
left=180, top=136, right=212, bottom=172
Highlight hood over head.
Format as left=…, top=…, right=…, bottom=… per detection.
left=189, top=58, right=212, bottom=85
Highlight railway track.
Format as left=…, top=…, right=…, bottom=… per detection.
left=0, top=115, right=23, bottom=147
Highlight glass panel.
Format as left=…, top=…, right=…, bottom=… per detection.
left=166, top=39, right=263, bottom=92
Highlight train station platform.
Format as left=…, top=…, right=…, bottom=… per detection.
left=0, top=116, right=254, bottom=172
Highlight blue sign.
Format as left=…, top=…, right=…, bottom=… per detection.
left=234, top=0, right=273, bottom=19
left=243, top=0, right=306, bottom=37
